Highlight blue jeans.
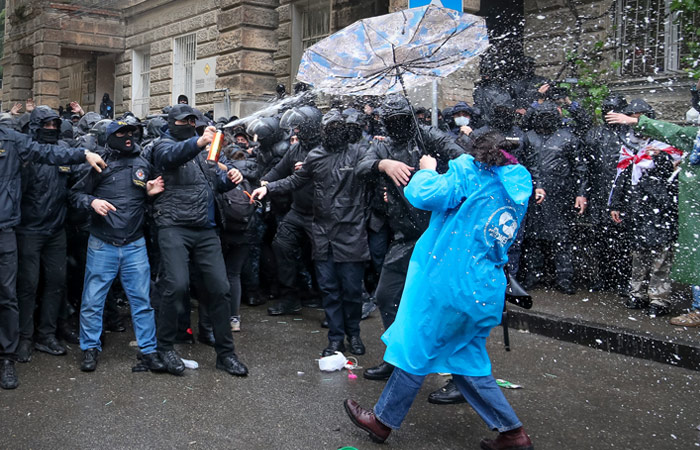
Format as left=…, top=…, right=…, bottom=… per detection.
left=80, top=236, right=157, bottom=354
left=692, top=286, right=700, bottom=311
left=374, top=367, right=522, bottom=432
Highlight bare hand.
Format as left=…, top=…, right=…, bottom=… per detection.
left=419, top=155, right=438, bottom=171
left=460, top=125, right=473, bottom=136
left=10, top=102, right=23, bottom=115
left=383, top=186, right=388, bottom=203
left=294, top=161, right=303, bottom=171
left=250, top=186, right=268, bottom=202
left=515, top=108, right=527, bottom=116
left=91, top=199, right=116, bottom=216
left=378, top=159, right=414, bottom=186
left=606, top=112, right=638, bottom=126
left=196, top=126, right=217, bottom=148
left=611, top=210, right=622, bottom=224
left=538, top=84, right=550, bottom=94
left=85, top=151, right=107, bottom=173
left=227, top=168, right=243, bottom=184
left=25, top=98, right=35, bottom=113
left=575, top=196, right=587, bottom=215
left=70, top=101, right=84, bottom=116
left=535, top=188, right=546, bottom=204
left=146, top=176, right=164, bottom=196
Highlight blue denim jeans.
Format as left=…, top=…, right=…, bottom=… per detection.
left=80, top=236, right=157, bottom=354
left=692, top=286, right=700, bottom=311
left=374, top=367, right=522, bottom=432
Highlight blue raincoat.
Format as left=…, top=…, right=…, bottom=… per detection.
left=381, top=154, right=532, bottom=376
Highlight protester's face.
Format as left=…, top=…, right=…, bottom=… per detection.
left=453, top=111, right=470, bottom=119
left=179, top=100, right=188, bottom=105
left=42, top=120, right=58, bottom=130
left=175, top=117, right=196, bottom=127
left=235, top=135, right=249, bottom=146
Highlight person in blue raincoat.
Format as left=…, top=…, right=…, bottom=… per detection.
left=344, top=131, right=535, bottom=450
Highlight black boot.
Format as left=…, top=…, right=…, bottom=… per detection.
left=0, top=360, right=19, bottom=389
left=428, top=379, right=466, bottom=405
left=347, top=335, right=365, bottom=355
left=363, top=361, right=394, bottom=381
left=57, top=320, right=80, bottom=344
left=140, top=352, right=167, bottom=372
left=80, top=349, right=99, bottom=372
left=267, top=299, right=302, bottom=316
left=197, top=327, right=215, bottom=347
left=322, top=340, right=345, bottom=357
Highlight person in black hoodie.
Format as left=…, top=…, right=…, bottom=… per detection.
left=70, top=121, right=166, bottom=373
left=151, top=104, right=248, bottom=377
left=521, top=101, right=588, bottom=295
left=15, top=107, right=78, bottom=363
left=252, top=109, right=371, bottom=357
left=0, top=112, right=105, bottom=390
left=582, top=95, right=632, bottom=292
left=99, top=93, right=114, bottom=119
left=261, top=106, right=323, bottom=316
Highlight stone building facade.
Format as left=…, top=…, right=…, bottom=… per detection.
left=1, top=0, right=695, bottom=120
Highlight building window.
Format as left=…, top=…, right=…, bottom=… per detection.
left=132, top=48, right=150, bottom=118
left=291, top=1, right=331, bottom=84
left=173, top=33, right=197, bottom=106
left=615, top=0, right=697, bottom=77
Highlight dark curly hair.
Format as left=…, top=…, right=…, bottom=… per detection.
left=466, top=130, right=517, bottom=167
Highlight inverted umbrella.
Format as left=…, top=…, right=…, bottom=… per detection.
left=296, top=2, right=489, bottom=96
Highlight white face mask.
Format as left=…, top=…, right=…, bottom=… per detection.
left=454, top=116, right=470, bottom=127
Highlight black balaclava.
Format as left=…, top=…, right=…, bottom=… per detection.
left=37, top=127, right=60, bottom=144
left=491, top=107, right=516, bottom=132
left=347, top=124, right=363, bottom=143
left=107, top=132, right=136, bottom=154
left=384, top=114, right=415, bottom=143
left=167, top=104, right=198, bottom=141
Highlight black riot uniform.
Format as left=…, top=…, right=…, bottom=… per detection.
left=150, top=104, right=248, bottom=377
left=264, top=109, right=371, bottom=357
left=262, top=106, right=322, bottom=316
left=15, top=107, right=76, bottom=360
left=0, top=115, right=90, bottom=389
left=521, top=101, right=588, bottom=295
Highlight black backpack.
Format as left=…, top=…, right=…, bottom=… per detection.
left=223, top=178, right=255, bottom=232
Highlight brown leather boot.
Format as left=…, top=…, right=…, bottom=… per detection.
left=343, top=399, right=392, bottom=443
left=480, top=427, right=533, bottom=450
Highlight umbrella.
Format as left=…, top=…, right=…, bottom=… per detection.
left=296, top=1, right=489, bottom=97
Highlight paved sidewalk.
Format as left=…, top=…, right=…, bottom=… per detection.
left=508, top=286, right=700, bottom=370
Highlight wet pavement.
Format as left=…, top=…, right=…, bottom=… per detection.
left=2, top=303, right=699, bottom=449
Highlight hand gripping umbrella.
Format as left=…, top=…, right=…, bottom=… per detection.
left=296, top=1, right=489, bottom=97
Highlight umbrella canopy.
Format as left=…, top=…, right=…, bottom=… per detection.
left=296, top=2, right=489, bottom=96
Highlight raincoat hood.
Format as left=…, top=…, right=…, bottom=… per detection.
left=28, top=106, right=60, bottom=138
left=490, top=162, right=533, bottom=206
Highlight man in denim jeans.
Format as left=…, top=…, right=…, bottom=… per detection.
left=70, top=121, right=166, bottom=373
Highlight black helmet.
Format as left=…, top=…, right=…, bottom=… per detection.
left=321, top=109, right=348, bottom=149
left=60, top=119, right=74, bottom=140
left=90, top=119, right=113, bottom=147
left=380, top=94, right=412, bottom=119
left=246, top=116, right=282, bottom=145
left=601, top=95, right=628, bottom=115
left=280, top=106, right=322, bottom=143
left=77, top=112, right=102, bottom=136
left=623, top=99, right=655, bottom=119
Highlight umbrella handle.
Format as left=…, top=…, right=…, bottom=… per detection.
left=394, top=66, right=428, bottom=157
